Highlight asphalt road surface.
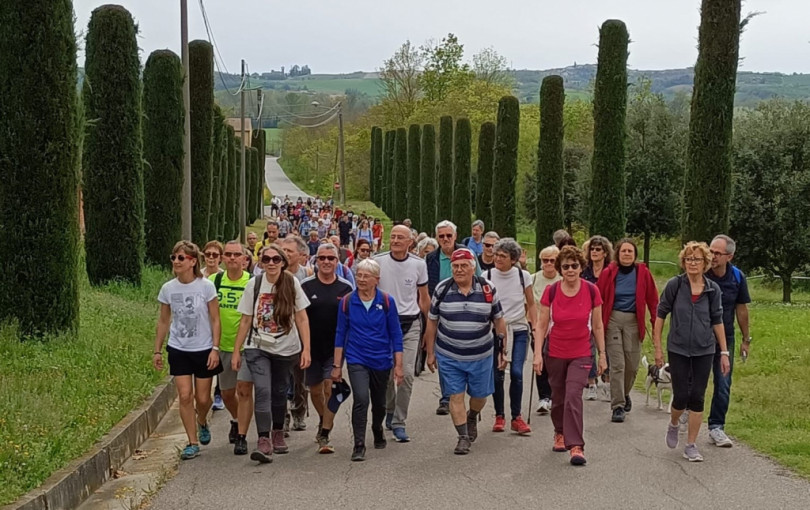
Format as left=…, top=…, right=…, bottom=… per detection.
left=265, top=156, right=312, bottom=201
left=149, top=360, right=810, bottom=510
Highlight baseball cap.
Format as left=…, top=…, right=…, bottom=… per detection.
left=327, top=380, right=352, bottom=413
left=451, top=248, right=475, bottom=262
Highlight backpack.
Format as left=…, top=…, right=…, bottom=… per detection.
left=341, top=290, right=390, bottom=315
left=434, top=275, right=494, bottom=308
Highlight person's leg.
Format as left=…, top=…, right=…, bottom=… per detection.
left=218, top=351, right=239, bottom=419
left=685, top=353, right=714, bottom=444
left=348, top=364, right=371, bottom=446
left=605, top=312, right=626, bottom=409
left=193, top=376, right=213, bottom=426
left=561, top=356, right=591, bottom=448
left=369, top=368, right=390, bottom=434
left=391, top=325, right=419, bottom=429
left=545, top=356, right=568, bottom=435
left=290, top=364, right=308, bottom=428
left=667, top=351, right=690, bottom=426
left=244, top=350, right=273, bottom=436
left=708, top=339, right=735, bottom=430
left=271, top=356, right=296, bottom=431
left=174, top=376, right=198, bottom=444
left=449, top=393, right=468, bottom=429
left=508, top=331, right=528, bottom=419
left=621, top=313, right=641, bottom=402
left=537, top=350, right=552, bottom=400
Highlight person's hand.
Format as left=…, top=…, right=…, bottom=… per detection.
left=207, top=349, right=220, bottom=370
left=654, top=346, right=664, bottom=368
left=394, top=365, right=404, bottom=386
left=519, top=249, right=527, bottom=269
left=532, top=355, right=543, bottom=375
left=741, top=341, right=750, bottom=359
left=720, top=354, right=730, bottom=376
left=497, top=352, right=507, bottom=371
left=331, top=366, right=342, bottom=382
left=231, top=351, right=241, bottom=372
left=152, top=352, right=163, bottom=371
left=299, top=349, right=311, bottom=369
left=427, top=352, right=437, bottom=373
left=597, top=353, right=608, bottom=376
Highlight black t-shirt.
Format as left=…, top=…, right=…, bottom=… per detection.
left=706, top=263, right=751, bottom=341
left=478, top=253, right=495, bottom=271
left=338, top=220, right=351, bottom=241
left=300, top=275, right=353, bottom=361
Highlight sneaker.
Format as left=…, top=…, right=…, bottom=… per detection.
left=585, top=385, right=598, bottom=401
left=611, top=407, right=626, bottom=423
left=212, top=394, right=225, bottom=411
left=198, top=422, right=211, bottom=445
left=392, top=427, right=410, bottom=442
left=552, top=433, right=566, bottom=452
left=233, top=436, right=248, bottom=455
left=436, top=402, right=450, bottom=415
left=709, top=428, right=733, bottom=447
left=454, top=435, right=472, bottom=455
left=272, top=430, right=289, bottom=454
left=666, top=422, right=680, bottom=449
left=536, top=398, right=551, bottom=415
left=385, top=412, right=394, bottom=430
left=466, top=412, right=478, bottom=442
left=180, top=444, right=200, bottom=460
left=351, top=443, right=366, bottom=461
left=373, top=428, right=387, bottom=449
left=683, top=443, right=704, bottom=462
left=228, top=420, right=239, bottom=444
left=511, top=416, right=532, bottom=435
left=292, top=415, right=307, bottom=431
left=492, top=416, right=506, bottom=432
left=250, top=437, right=273, bottom=463
left=569, top=445, right=586, bottom=465
left=317, top=435, right=335, bottom=454
left=599, top=382, right=612, bottom=402
left=624, top=394, right=633, bottom=413
left=283, top=413, right=291, bottom=437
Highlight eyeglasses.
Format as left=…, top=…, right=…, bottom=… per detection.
left=437, top=234, right=454, bottom=240
left=542, top=258, right=556, bottom=264
left=684, top=257, right=703, bottom=264
left=261, top=255, right=284, bottom=265
left=223, top=251, right=242, bottom=258
left=561, top=263, right=580, bottom=271
left=170, top=254, right=191, bottom=262
left=483, top=243, right=494, bottom=248
left=317, top=255, right=337, bottom=262
left=204, top=251, right=220, bottom=259
left=709, top=250, right=728, bottom=257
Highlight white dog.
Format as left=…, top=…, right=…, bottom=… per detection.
left=642, top=356, right=673, bottom=412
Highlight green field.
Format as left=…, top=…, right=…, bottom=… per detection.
left=283, top=77, right=381, bottom=97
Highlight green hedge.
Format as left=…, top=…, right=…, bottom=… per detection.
left=407, top=124, right=422, bottom=229
left=420, top=124, right=437, bottom=232
left=189, top=39, right=214, bottom=245
left=210, top=105, right=225, bottom=240
left=392, top=127, right=408, bottom=221
left=536, top=75, right=565, bottom=253
left=83, top=5, right=144, bottom=285
left=0, top=0, right=81, bottom=335
left=475, top=121, right=496, bottom=230
left=437, top=116, right=454, bottom=222
left=492, top=96, right=519, bottom=238
left=453, top=118, right=472, bottom=238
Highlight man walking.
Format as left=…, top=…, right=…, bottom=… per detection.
left=375, top=225, right=429, bottom=442
left=462, top=220, right=486, bottom=256
left=706, top=234, right=751, bottom=448
left=425, top=249, right=506, bottom=454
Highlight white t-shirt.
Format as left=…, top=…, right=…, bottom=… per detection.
left=158, top=277, right=218, bottom=352
left=237, top=275, right=310, bottom=356
left=486, top=267, right=532, bottom=330
left=374, top=252, right=428, bottom=316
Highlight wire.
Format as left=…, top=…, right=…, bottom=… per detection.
left=198, top=0, right=244, bottom=95
left=278, top=110, right=339, bottom=128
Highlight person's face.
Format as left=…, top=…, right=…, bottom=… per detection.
left=451, top=260, right=474, bottom=286
left=472, top=225, right=483, bottom=239
left=437, top=227, right=456, bottom=252
left=420, top=244, right=436, bottom=257
left=247, top=233, right=258, bottom=248
left=357, top=244, right=371, bottom=260
left=540, top=254, right=557, bottom=276
left=683, top=250, right=706, bottom=276
left=482, top=236, right=497, bottom=257
left=203, top=248, right=221, bottom=268
left=617, top=243, right=636, bottom=267
left=222, top=245, right=243, bottom=271
left=241, top=252, right=251, bottom=270
left=281, top=242, right=298, bottom=266
left=389, top=226, right=411, bottom=252
left=355, top=269, right=379, bottom=293
left=266, top=225, right=279, bottom=241
left=403, top=219, right=412, bottom=228
left=316, top=247, right=338, bottom=276
left=589, top=243, right=605, bottom=263
left=709, top=239, right=731, bottom=271
left=260, top=248, right=285, bottom=277
left=171, top=249, right=197, bottom=274
left=559, top=257, right=582, bottom=283
left=329, top=236, right=340, bottom=247
left=494, top=250, right=513, bottom=272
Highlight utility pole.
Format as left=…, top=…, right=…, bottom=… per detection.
left=256, top=88, right=264, bottom=219
left=180, top=0, right=192, bottom=240
left=239, top=59, right=246, bottom=243
left=337, top=101, right=346, bottom=205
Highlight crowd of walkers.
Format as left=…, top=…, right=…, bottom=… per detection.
left=153, top=203, right=751, bottom=466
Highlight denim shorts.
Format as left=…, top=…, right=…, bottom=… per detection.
left=436, top=352, right=494, bottom=398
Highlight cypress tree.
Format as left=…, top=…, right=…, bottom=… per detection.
left=589, top=20, right=629, bottom=241
left=143, top=49, right=184, bottom=267
left=369, top=127, right=380, bottom=205
left=189, top=39, right=214, bottom=244
left=453, top=118, right=472, bottom=237
left=225, top=126, right=238, bottom=240
left=536, top=75, right=566, bottom=254
left=210, top=105, right=225, bottom=240
left=381, top=130, right=393, bottom=215
left=491, top=96, right=520, bottom=238
left=392, top=127, right=408, bottom=221
left=420, top=124, right=437, bottom=232
left=682, top=0, right=741, bottom=241
left=251, top=146, right=261, bottom=222
left=406, top=124, right=422, bottom=229
left=252, top=129, right=266, bottom=221
left=437, top=116, right=454, bottom=222
left=216, top=125, right=229, bottom=239
left=83, top=5, right=144, bottom=285
left=374, top=128, right=385, bottom=206
left=246, top=145, right=256, bottom=225
left=0, top=0, right=81, bottom=335
left=257, top=129, right=266, bottom=219
left=475, top=122, right=496, bottom=229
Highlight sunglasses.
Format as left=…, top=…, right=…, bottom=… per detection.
left=541, top=258, right=556, bottom=264
left=318, top=255, right=337, bottom=262
left=561, top=263, right=580, bottom=271
left=223, top=251, right=242, bottom=258
left=590, top=246, right=604, bottom=252
left=438, top=234, right=454, bottom=240
left=483, top=243, right=494, bottom=248
left=358, top=248, right=370, bottom=253
left=204, top=251, right=220, bottom=258
left=170, top=254, right=192, bottom=262
left=261, top=255, right=284, bottom=265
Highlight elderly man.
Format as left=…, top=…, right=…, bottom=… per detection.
left=462, top=220, right=486, bottom=256
left=705, top=234, right=751, bottom=448
left=375, top=225, right=429, bottom=442
left=477, top=231, right=500, bottom=271
left=254, top=221, right=280, bottom=258
left=425, top=249, right=506, bottom=455
left=426, top=221, right=481, bottom=414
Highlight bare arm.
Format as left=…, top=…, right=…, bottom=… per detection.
left=524, top=285, right=539, bottom=327
left=736, top=303, right=750, bottom=340
left=153, top=304, right=172, bottom=354
left=418, top=285, right=430, bottom=317
left=713, top=323, right=728, bottom=352
left=294, top=308, right=311, bottom=369
left=591, top=305, right=605, bottom=354
left=207, top=299, right=221, bottom=349
left=424, top=318, right=438, bottom=356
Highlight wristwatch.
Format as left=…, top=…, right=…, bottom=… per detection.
left=743, top=336, right=752, bottom=344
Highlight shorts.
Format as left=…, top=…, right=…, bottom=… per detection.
left=306, top=357, right=334, bottom=386
left=167, top=345, right=223, bottom=379
left=436, top=352, right=494, bottom=398
left=218, top=351, right=253, bottom=390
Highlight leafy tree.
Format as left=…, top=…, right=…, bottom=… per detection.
left=420, top=124, right=437, bottom=231
left=472, top=47, right=515, bottom=89
left=730, top=99, right=810, bottom=303
left=143, top=49, right=184, bottom=266
left=682, top=0, right=742, bottom=242
left=492, top=96, right=520, bottom=238
left=83, top=5, right=144, bottom=285
left=437, top=116, right=454, bottom=220
left=536, top=76, right=565, bottom=253
left=453, top=118, right=472, bottom=237
left=189, top=39, right=214, bottom=244
left=407, top=124, right=422, bottom=228
left=378, top=41, right=423, bottom=124
left=210, top=105, right=225, bottom=240
left=589, top=19, right=629, bottom=242
left=421, top=33, right=473, bottom=102
left=475, top=122, right=496, bottom=228
left=392, top=127, right=408, bottom=221
left=0, top=0, right=81, bottom=335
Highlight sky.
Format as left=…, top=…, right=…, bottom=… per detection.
left=72, top=0, right=810, bottom=74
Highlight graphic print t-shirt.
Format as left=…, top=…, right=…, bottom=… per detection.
left=158, top=277, right=218, bottom=352
left=209, top=271, right=251, bottom=352
left=237, top=276, right=310, bottom=356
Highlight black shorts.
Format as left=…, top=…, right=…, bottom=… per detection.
left=167, top=346, right=224, bottom=379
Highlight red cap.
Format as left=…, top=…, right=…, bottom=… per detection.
left=451, top=249, right=475, bottom=262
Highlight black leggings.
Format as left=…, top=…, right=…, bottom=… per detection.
left=668, top=351, right=714, bottom=413
left=348, top=364, right=389, bottom=446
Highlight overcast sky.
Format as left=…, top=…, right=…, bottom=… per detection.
left=73, top=0, right=810, bottom=74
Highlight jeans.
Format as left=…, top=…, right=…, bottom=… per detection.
left=708, top=338, right=735, bottom=430
left=348, top=364, right=390, bottom=446
left=546, top=356, right=591, bottom=448
left=244, top=349, right=297, bottom=433
left=493, top=329, right=529, bottom=419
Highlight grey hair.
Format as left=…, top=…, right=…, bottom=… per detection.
left=355, top=258, right=381, bottom=277
left=416, top=237, right=439, bottom=254
left=483, top=231, right=501, bottom=241
left=282, top=235, right=308, bottom=255
left=317, top=243, right=340, bottom=257
left=712, top=234, right=737, bottom=255
left=472, top=220, right=485, bottom=230
left=494, top=237, right=522, bottom=263
left=552, top=229, right=570, bottom=245
left=435, top=220, right=457, bottom=234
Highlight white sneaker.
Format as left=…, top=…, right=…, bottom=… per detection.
left=708, top=428, right=733, bottom=447
left=585, top=385, right=598, bottom=401
left=536, top=398, right=551, bottom=415
left=599, top=382, right=612, bottom=402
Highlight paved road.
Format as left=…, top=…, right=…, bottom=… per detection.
left=149, top=360, right=810, bottom=510
left=265, top=156, right=312, bottom=201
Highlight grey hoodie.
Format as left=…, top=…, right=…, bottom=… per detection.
left=657, top=274, right=724, bottom=357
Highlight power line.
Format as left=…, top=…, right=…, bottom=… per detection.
left=278, top=110, right=340, bottom=129
left=198, top=0, right=244, bottom=95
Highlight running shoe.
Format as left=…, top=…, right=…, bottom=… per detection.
left=466, top=412, right=478, bottom=442
left=683, top=443, right=704, bottom=462
left=392, top=427, right=410, bottom=442
left=599, top=382, right=612, bottom=402
left=624, top=394, right=633, bottom=413
left=666, top=422, right=680, bottom=449
left=569, top=446, right=586, bottom=465
left=228, top=420, right=239, bottom=444
left=611, top=407, right=626, bottom=423
left=585, top=385, right=598, bottom=401
left=198, top=422, right=211, bottom=445
left=553, top=433, right=566, bottom=452
left=373, top=427, right=387, bottom=449
left=536, top=398, right=551, bottom=415
left=709, top=428, right=733, bottom=447
left=436, top=402, right=450, bottom=415
left=351, top=443, right=366, bottom=461
left=492, top=416, right=506, bottom=432
left=233, top=436, right=248, bottom=456
left=272, top=430, right=289, bottom=454
left=511, top=416, right=531, bottom=435
left=292, top=414, right=307, bottom=431
left=180, top=444, right=200, bottom=460
left=212, top=394, right=225, bottom=411
left=318, top=435, right=335, bottom=454
left=454, top=435, right=472, bottom=455
left=250, top=437, right=272, bottom=463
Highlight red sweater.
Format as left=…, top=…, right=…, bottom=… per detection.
left=596, top=262, right=659, bottom=340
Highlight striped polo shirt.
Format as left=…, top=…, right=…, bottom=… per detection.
left=429, top=277, right=504, bottom=361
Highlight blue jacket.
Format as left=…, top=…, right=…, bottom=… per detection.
left=335, top=289, right=403, bottom=371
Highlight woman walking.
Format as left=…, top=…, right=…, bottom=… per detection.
left=530, top=245, right=561, bottom=415
left=231, top=244, right=311, bottom=464
left=153, top=241, right=222, bottom=460
left=654, top=241, right=729, bottom=462
left=357, top=219, right=374, bottom=247
left=351, top=239, right=372, bottom=275
left=201, top=241, right=224, bottom=278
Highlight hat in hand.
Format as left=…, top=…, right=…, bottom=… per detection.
left=327, top=380, right=352, bottom=413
